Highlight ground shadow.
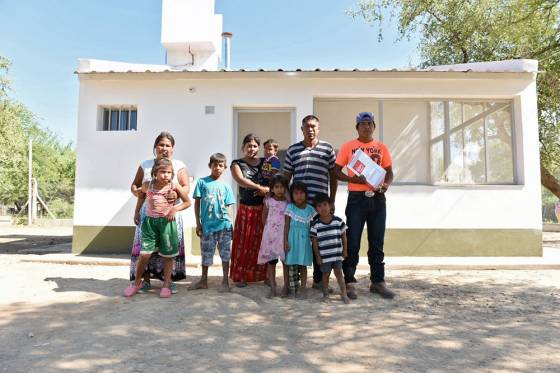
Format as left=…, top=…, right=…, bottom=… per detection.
left=0, top=234, right=71, bottom=254
left=2, top=272, right=559, bottom=372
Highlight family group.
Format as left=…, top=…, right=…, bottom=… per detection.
left=123, top=112, right=396, bottom=303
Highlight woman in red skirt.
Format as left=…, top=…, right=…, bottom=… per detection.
left=230, top=133, right=270, bottom=287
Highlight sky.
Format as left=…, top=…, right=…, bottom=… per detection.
left=0, top=0, right=420, bottom=145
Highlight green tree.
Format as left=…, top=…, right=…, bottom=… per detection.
left=349, top=0, right=560, bottom=197
left=0, top=56, right=75, bottom=218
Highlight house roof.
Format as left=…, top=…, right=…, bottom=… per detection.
left=76, top=58, right=538, bottom=76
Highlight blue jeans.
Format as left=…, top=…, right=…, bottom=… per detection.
left=343, top=192, right=386, bottom=284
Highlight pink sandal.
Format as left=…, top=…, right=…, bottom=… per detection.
left=123, top=282, right=143, bottom=297
left=159, top=287, right=172, bottom=298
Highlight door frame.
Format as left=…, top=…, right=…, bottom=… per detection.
left=233, top=107, right=297, bottom=159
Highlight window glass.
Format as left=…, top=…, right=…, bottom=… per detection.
left=130, top=110, right=138, bottom=130
left=120, top=110, right=129, bottom=130
left=429, top=100, right=514, bottom=185
left=463, top=120, right=486, bottom=183
left=486, top=107, right=514, bottom=183
left=99, top=106, right=137, bottom=131
left=430, top=101, right=444, bottom=138
left=449, top=101, right=462, bottom=129
left=110, top=110, right=119, bottom=131
left=431, top=141, right=444, bottom=183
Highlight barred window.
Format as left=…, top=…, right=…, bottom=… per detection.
left=100, top=106, right=137, bottom=131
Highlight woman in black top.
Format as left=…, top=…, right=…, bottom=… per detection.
left=229, top=133, right=269, bottom=286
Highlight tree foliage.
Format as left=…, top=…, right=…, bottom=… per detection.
left=349, top=0, right=560, bottom=196
left=0, top=56, right=75, bottom=218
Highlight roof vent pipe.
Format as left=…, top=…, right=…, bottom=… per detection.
left=222, top=32, right=233, bottom=70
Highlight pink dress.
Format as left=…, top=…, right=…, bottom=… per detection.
left=258, top=197, right=288, bottom=264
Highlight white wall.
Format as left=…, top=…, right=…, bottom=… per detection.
left=74, top=73, right=541, bottom=231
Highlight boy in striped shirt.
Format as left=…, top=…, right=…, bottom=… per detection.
left=310, top=193, right=350, bottom=304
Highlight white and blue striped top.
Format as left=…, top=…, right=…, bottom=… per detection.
left=310, top=216, right=347, bottom=263
left=283, top=140, right=336, bottom=201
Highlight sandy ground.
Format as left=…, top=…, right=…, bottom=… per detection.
left=1, top=226, right=560, bottom=372
left=0, top=257, right=559, bottom=372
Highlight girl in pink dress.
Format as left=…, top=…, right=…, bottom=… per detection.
left=258, top=175, right=289, bottom=298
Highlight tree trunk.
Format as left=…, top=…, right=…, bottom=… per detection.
left=541, top=161, right=560, bottom=198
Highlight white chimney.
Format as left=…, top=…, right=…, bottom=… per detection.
left=161, top=0, right=223, bottom=70
left=222, top=32, right=232, bottom=70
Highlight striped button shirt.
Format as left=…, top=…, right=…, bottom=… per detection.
left=310, top=216, right=347, bottom=263
left=284, top=140, right=336, bottom=201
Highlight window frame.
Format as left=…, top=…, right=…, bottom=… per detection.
left=98, top=105, right=138, bottom=131
left=312, top=97, right=518, bottom=187
left=428, top=99, right=516, bottom=186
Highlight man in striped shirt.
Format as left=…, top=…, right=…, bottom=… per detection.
left=284, top=114, right=338, bottom=289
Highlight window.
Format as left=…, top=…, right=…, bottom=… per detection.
left=100, top=106, right=137, bottom=131
left=430, top=101, right=514, bottom=184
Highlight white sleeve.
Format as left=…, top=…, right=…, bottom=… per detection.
left=173, top=159, right=187, bottom=173
left=140, top=159, right=153, bottom=183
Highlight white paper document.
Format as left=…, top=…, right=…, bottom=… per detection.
left=346, top=148, right=387, bottom=188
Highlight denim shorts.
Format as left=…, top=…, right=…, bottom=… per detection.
left=320, top=260, right=342, bottom=273
left=201, top=228, right=232, bottom=266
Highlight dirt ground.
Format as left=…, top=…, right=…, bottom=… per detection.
left=1, top=227, right=560, bottom=372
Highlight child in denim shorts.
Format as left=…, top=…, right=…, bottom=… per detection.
left=310, top=193, right=350, bottom=304
left=190, top=153, right=236, bottom=292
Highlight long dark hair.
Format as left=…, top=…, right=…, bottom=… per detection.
left=269, top=175, right=289, bottom=197
left=289, top=181, right=308, bottom=202
left=241, top=133, right=261, bottom=148
left=153, top=131, right=175, bottom=155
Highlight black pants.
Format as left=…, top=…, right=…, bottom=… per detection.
left=343, top=192, right=386, bottom=284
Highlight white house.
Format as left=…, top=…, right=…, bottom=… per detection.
left=73, top=0, right=542, bottom=256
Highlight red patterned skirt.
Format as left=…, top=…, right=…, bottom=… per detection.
left=229, top=204, right=267, bottom=283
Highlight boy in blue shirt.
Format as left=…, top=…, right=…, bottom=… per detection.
left=190, top=153, right=236, bottom=292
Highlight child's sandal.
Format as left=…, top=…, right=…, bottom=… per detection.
left=160, top=287, right=172, bottom=298
left=123, top=282, right=143, bottom=297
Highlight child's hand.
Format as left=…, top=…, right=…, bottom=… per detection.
left=134, top=211, right=141, bottom=225
left=166, top=208, right=177, bottom=222
left=165, top=189, right=178, bottom=204
left=342, top=250, right=348, bottom=259
left=316, top=257, right=323, bottom=265
left=284, top=240, right=290, bottom=253
left=196, top=224, right=203, bottom=237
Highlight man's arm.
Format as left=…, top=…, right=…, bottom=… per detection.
left=283, top=171, right=293, bottom=184
left=328, top=168, right=338, bottom=205
left=379, top=166, right=394, bottom=193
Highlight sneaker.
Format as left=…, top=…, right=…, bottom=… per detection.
left=124, top=282, right=143, bottom=297
left=169, top=282, right=178, bottom=294
left=139, top=281, right=152, bottom=293
left=160, top=287, right=172, bottom=298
